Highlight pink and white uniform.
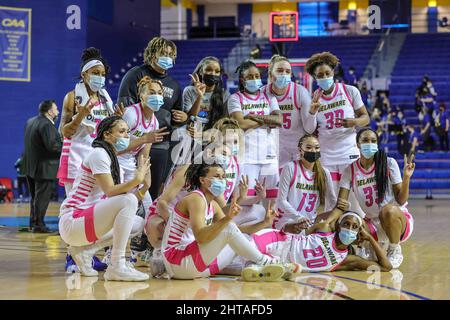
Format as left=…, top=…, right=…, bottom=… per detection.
left=228, top=89, right=280, bottom=199
left=262, top=82, right=311, bottom=168
left=118, top=103, right=159, bottom=179
left=59, top=148, right=143, bottom=246
left=339, top=158, right=414, bottom=243
left=274, top=160, right=336, bottom=229
left=57, top=96, right=111, bottom=190
left=252, top=229, right=348, bottom=272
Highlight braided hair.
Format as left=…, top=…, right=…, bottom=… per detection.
left=184, top=163, right=222, bottom=191
left=143, top=37, right=177, bottom=65
left=235, top=60, right=259, bottom=92
left=356, top=127, right=389, bottom=203
left=92, top=116, right=123, bottom=185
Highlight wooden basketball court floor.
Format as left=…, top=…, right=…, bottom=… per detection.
left=0, top=199, right=449, bottom=300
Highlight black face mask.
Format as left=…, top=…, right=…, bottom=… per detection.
left=303, top=151, right=321, bottom=163
left=202, top=74, right=221, bottom=87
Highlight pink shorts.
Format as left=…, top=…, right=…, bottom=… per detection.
left=365, top=207, right=414, bottom=243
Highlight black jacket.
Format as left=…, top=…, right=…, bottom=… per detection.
left=23, top=115, right=62, bottom=180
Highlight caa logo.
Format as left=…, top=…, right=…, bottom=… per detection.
left=2, top=18, right=25, bottom=28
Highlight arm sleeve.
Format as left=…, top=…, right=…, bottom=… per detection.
left=298, top=85, right=317, bottom=134
left=339, top=165, right=352, bottom=191
left=42, top=123, right=62, bottom=153
left=388, top=157, right=403, bottom=185
left=324, top=169, right=337, bottom=211
left=227, top=93, right=243, bottom=115
left=117, top=69, right=139, bottom=106
left=276, top=162, right=299, bottom=216
left=87, top=149, right=112, bottom=175
left=182, top=86, right=197, bottom=112
left=345, top=85, right=365, bottom=111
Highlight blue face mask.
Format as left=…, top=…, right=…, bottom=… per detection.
left=156, top=56, right=173, bottom=70
left=146, top=94, right=164, bottom=112
left=360, top=143, right=378, bottom=159
left=338, top=228, right=358, bottom=245
left=244, top=79, right=262, bottom=93
left=89, top=75, right=105, bottom=92
left=316, top=77, right=334, bottom=91
left=113, top=136, right=130, bottom=152
left=274, top=74, right=291, bottom=89
left=231, top=144, right=239, bottom=156
left=207, top=178, right=227, bottom=197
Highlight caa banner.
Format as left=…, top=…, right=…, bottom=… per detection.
left=0, top=6, right=31, bottom=81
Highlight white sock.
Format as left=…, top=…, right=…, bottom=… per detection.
left=111, top=207, right=135, bottom=266
left=388, top=243, right=400, bottom=250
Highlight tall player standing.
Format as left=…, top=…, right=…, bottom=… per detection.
left=304, top=52, right=370, bottom=215
left=261, top=55, right=312, bottom=168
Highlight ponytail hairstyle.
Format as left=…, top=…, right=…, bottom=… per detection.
left=184, top=163, right=222, bottom=191
left=356, top=127, right=388, bottom=203
left=80, top=47, right=110, bottom=77
left=235, top=60, right=258, bottom=92
left=137, top=76, right=164, bottom=98
left=298, top=134, right=327, bottom=206
left=92, top=116, right=123, bottom=185
left=192, top=56, right=227, bottom=130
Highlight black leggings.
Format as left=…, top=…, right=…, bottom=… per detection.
left=148, top=148, right=172, bottom=200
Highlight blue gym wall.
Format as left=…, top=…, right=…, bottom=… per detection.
left=0, top=0, right=160, bottom=180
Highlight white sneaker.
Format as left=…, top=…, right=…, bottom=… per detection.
left=357, top=241, right=377, bottom=261
left=259, top=254, right=281, bottom=265
left=387, top=244, right=403, bottom=269
left=104, top=262, right=150, bottom=282
left=282, top=263, right=303, bottom=281
left=102, top=247, right=112, bottom=266
left=68, top=246, right=98, bottom=277
left=131, top=248, right=152, bottom=267
left=241, top=264, right=285, bottom=282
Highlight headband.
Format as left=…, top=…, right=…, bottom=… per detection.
left=338, top=211, right=363, bottom=227
left=82, top=59, right=104, bottom=73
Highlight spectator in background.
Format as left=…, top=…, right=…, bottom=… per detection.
left=370, top=107, right=383, bottom=135
left=117, top=37, right=187, bottom=201
left=23, top=100, right=62, bottom=233
left=14, top=153, right=29, bottom=201
left=345, top=66, right=358, bottom=86
left=418, top=85, right=437, bottom=115
left=435, top=102, right=449, bottom=151
left=420, top=107, right=434, bottom=152
left=374, top=91, right=390, bottom=116
left=360, top=81, right=372, bottom=111
left=400, top=124, right=419, bottom=156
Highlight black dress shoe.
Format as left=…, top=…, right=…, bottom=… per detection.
left=32, top=226, right=53, bottom=233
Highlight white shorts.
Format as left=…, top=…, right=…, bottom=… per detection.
left=365, top=207, right=414, bottom=244
left=242, top=163, right=279, bottom=199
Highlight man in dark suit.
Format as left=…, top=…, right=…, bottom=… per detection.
left=23, top=100, right=62, bottom=233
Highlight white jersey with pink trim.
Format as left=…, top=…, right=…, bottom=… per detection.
left=228, top=90, right=280, bottom=164
left=262, top=82, right=310, bottom=167
left=162, top=190, right=215, bottom=250
left=339, top=158, right=403, bottom=219
left=118, top=103, right=159, bottom=171
left=290, top=232, right=349, bottom=272
left=223, top=156, right=240, bottom=202
left=59, top=148, right=112, bottom=216
left=316, top=83, right=363, bottom=166
left=275, top=160, right=336, bottom=227
left=58, top=100, right=111, bottom=182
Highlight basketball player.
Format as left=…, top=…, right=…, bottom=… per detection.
left=326, top=128, right=415, bottom=269
left=228, top=60, right=282, bottom=209
left=58, top=116, right=150, bottom=281
left=161, top=162, right=282, bottom=280
left=243, top=211, right=392, bottom=277
left=261, top=55, right=312, bottom=168
left=303, top=52, right=370, bottom=215
left=275, top=134, right=336, bottom=233
left=58, top=48, right=122, bottom=272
